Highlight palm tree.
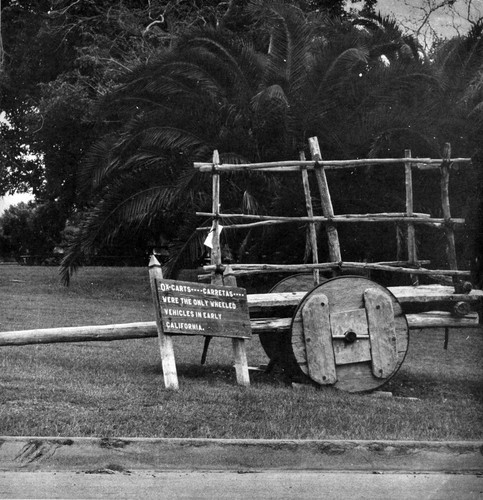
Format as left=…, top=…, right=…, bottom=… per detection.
left=431, top=20, right=483, bottom=283
left=60, top=3, right=443, bottom=284
left=60, top=22, right=268, bottom=284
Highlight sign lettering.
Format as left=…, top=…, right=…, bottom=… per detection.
left=155, top=279, right=251, bottom=339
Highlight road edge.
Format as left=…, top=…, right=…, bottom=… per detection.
left=0, top=436, right=482, bottom=473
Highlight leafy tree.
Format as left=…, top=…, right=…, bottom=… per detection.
left=0, top=201, right=64, bottom=260
left=0, top=1, right=375, bottom=201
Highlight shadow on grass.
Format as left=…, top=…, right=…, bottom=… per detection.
left=170, top=363, right=289, bottom=388
left=387, top=370, right=483, bottom=400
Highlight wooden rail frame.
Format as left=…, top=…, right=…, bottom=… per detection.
left=195, top=137, right=473, bottom=283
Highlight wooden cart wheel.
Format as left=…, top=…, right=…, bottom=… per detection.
left=259, top=274, right=325, bottom=364
left=286, top=275, right=409, bottom=393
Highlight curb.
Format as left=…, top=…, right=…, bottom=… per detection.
left=1, top=437, right=482, bottom=473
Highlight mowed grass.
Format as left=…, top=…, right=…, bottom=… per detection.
left=0, top=265, right=482, bottom=440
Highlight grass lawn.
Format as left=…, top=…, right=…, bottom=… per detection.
left=0, top=265, right=482, bottom=440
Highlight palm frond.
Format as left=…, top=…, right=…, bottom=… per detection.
left=321, top=46, right=369, bottom=90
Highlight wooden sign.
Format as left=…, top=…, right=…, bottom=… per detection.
left=154, top=279, right=251, bottom=339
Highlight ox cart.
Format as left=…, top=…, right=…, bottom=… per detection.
left=1, top=137, right=481, bottom=393
left=193, top=136, right=483, bottom=393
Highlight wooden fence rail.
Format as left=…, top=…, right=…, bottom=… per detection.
left=194, top=157, right=472, bottom=172
left=202, top=262, right=471, bottom=277
left=0, top=313, right=479, bottom=347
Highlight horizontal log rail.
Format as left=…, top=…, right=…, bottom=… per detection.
left=196, top=212, right=465, bottom=230
left=202, top=262, right=471, bottom=277
left=0, top=322, right=159, bottom=346
left=194, top=157, right=472, bottom=172
left=1, top=286, right=481, bottom=347
left=0, top=311, right=479, bottom=347
left=198, top=211, right=433, bottom=219
left=197, top=262, right=433, bottom=282
left=247, top=287, right=483, bottom=307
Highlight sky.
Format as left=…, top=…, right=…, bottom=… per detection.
left=374, top=0, right=481, bottom=45
left=0, top=111, right=34, bottom=213
left=0, top=193, right=33, bottom=214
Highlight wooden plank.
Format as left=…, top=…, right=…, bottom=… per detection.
left=232, top=338, right=250, bottom=386
left=251, top=314, right=480, bottom=331
left=364, top=288, right=398, bottom=379
left=301, top=294, right=337, bottom=385
left=247, top=286, right=483, bottom=310
left=224, top=264, right=250, bottom=386
left=330, top=309, right=369, bottom=339
left=149, top=255, right=179, bottom=390
left=390, top=286, right=483, bottom=303
left=155, top=279, right=251, bottom=339
left=333, top=339, right=372, bottom=365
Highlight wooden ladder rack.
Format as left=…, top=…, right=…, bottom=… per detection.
left=195, top=137, right=473, bottom=286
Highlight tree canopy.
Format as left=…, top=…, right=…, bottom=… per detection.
left=0, top=0, right=481, bottom=284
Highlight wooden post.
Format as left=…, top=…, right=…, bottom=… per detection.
left=223, top=263, right=250, bottom=386
left=209, top=151, right=249, bottom=386
left=211, top=150, right=223, bottom=287
left=223, top=264, right=238, bottom=287
left=405, top=149, right=419, bottom=286
left=201, top=151, right=222, bottom=364
left=232, top=336, right=250, bottom=386
left=149, top=255, right=179, bottom=390
left=441, top=143, right=459, bottom=289
left=308, top=137, right=342, bottom=270
left=300, top=151, right=320, bottom=286
left=201, top=262, right=237, bottom=365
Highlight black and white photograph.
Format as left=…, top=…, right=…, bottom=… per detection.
left=1, top=1, right=482, bottom=498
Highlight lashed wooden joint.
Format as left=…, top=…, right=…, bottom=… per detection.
left=214, top=264, right=225, bottom=275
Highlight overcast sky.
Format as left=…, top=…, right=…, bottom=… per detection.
left=375, top=0, right=481, bottom=43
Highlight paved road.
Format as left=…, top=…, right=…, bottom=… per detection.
left=1, top=470, right=482, bottom=499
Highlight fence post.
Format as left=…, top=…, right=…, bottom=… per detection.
left=405, top=149, right=419, bottom=285
left=149, top=255, right=179, bottom=390
left=308, top=137, right=342, bottom=271
left=300, top=150, right=320, bottom=286
left=441, top=143, right=459, bottom=289
left=208, top=150, right=250, bottom=386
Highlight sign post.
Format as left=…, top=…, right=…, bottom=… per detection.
left=149, top=255, right=179, bottom=390
left=149, top=256, right=252, bottom=389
